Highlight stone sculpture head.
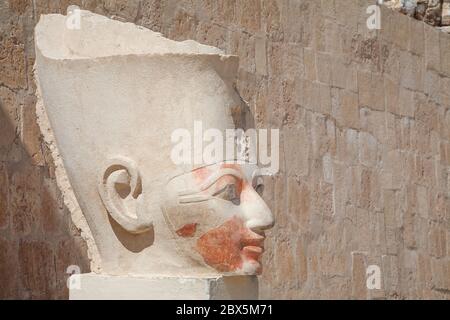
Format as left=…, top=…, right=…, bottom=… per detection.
left=35, top=10, right=274, bottom=276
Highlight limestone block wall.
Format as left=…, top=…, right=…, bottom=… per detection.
left=0, top=0, right=91, bottom=299
left=0, top=0, right=449, bottom=299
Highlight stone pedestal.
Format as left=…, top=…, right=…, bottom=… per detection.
left=69, top=273, right=259, bottom=300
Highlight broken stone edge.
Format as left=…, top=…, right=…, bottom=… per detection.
left=34, top=73, right=102, bottom=273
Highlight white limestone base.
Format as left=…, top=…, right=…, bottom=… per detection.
left=69, top=273, right=259, bottom=300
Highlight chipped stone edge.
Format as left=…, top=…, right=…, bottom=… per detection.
left=33, top=65, right=102, bottom=273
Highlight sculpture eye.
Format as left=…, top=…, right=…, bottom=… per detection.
left=213, top=183, right=241, bottom=205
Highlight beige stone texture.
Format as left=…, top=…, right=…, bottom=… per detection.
left=0, top=0, right=449, bottom=299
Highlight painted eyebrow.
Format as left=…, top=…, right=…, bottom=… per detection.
left=177, top=168, right=243, bottom=197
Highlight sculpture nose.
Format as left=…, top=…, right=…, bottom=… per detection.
left=240, top=187, right=275, bottom=232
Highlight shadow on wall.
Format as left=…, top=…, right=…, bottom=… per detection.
left=0, top=1, right=91, bottom=298
left=0, top=89, right=91, bottom=300
left=0, top=0, right=172, bottom=300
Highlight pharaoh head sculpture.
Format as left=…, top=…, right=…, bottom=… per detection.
left=35, top=10, right=274, bottom=276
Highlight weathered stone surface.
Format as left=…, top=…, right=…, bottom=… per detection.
left=0, top=163, right=9, bottom=230
left=351, top=252, right=368, bottom=299
left=0, top=237, right=18, bottom=298
left=0, top=0, right=449, bottom=300
left=9, top=163, right=42, bottom=237
left=18, top=240, right=55, bottom=299
left=0, top=1, right=91, bottom=299
left=0, top=19, right=26, bottom=90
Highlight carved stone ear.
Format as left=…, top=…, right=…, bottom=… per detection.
left=98, top=156, right=152, bottom=234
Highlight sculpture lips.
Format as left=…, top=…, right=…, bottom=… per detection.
left=241, top=231, right=265, bottom=249
left=196, top=216, right=268, bottom=273
left=243, top=246, right=263, bottom=253
left=242, top=246, right=263, bottom=261
left=241, top=232, right=265, bottom=261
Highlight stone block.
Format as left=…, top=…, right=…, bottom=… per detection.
left=361, top=108, right=387, bottom=146
left=334, top=58, right=357, bottom=93
left=409, top=20, right=425, bottom=56
left=424, top=23, right=440, bottom=71
left=283, top=126, right=309, bottom=177
left=416, top=185, right=429, bottom=219
left=9, top=163, right=42, bottom=237
left=0, top=23, right=27, bottom=90
left=398, top=87, right=416, bottom=118
left=196, top=22, right=228, bottom=51
left=316, top=52, right=332, bottom=84
left=424, top=69, right=441, bottom=102
left=303, top=47, right=317, bottom=81
left=318, top=83, right=332, bottom=116
left=429, top=225, right=447, bottom=258
left=235, top=0, right=261, bottom=34
left=399, top=51, right=424, bottom=92
left=255, top=36, right=267, bottom=76
left=336, top=128, right=359, bottom=165
left=382, top=254, right=399, bottom=297
left=443, top=0, right=450, bottom=25
left=351, top=251, right=368, bottom=299
left=382, top=7, right=410, bottom=50
left=334, top=89, right=360, bottom=129
left=18, top=240, right=55, bottom=299
left=384, top=75, right=400, bottom=115
left=440, top=31, right=450, bottom=76
left=287, top=178, right=305, bottom=232
left=0, top=163, right=9, bottom=230
left=21, top=96, right=44, bottom=166
left=358, top=70, right=385, bottom=111
left=359, top=131, right=378, bottom=167
left=0, top=237, right=18, bottom=298
left=70, top=273, right=258, bottom=300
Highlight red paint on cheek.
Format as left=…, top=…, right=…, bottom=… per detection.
left=176, top=223, right=198, bottom=237
left=196, top=216, right=265, bottom=273
left=196, top=217, right=243, bottom=272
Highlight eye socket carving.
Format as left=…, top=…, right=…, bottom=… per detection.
left=213, top=183, right=241, bottom=205
left=177, top=171, right=265, bottom=205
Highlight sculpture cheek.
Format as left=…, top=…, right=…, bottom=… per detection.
left=196, top=218, right=243, bottom=272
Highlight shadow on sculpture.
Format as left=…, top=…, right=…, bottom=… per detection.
left=108, top=215, right=154, bottom=253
